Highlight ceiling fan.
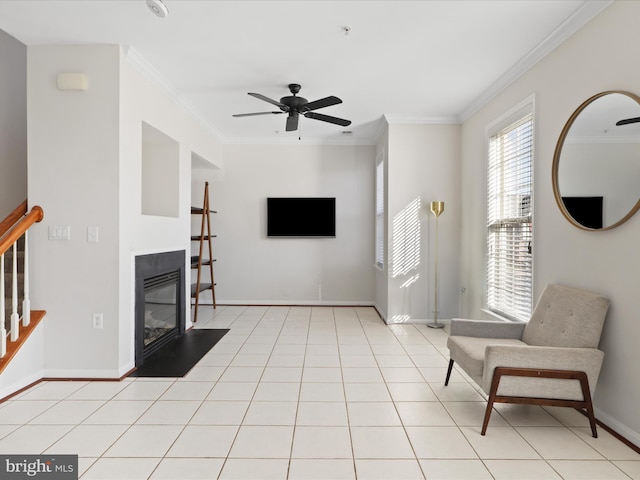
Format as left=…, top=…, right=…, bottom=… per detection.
left=233, top=83, right=351, bottom=132
left=616, top=116, right=640, bottom=126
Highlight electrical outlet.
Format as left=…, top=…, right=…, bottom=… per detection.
left=87, top=226, right=99, bottom=243
left=92, top=313, right=103, bottom=329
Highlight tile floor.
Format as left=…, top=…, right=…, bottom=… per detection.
left=1, top=305, right=639, bottom=479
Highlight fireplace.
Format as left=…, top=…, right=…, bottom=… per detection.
left=135, top=250, right=186, bottom=366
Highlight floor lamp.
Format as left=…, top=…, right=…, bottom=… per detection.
left=428, top=201, right=445, bottom=329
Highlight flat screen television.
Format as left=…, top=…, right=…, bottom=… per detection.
left=562, top=196, right=603, bottom=229
left=267, top=197, right=336, bottom=237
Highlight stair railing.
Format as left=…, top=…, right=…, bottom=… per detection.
left=0, top=200, right=44, bottom=357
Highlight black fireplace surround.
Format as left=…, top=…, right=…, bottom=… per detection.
left=135, top=250, right=186, bottom=366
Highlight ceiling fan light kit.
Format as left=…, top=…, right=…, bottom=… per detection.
left=146, top=0, right=169, bottom=18
left=233, top=83, right=351, bottom=132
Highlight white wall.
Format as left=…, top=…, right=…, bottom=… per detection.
left=385, top=123, right=461, bottom=324
left=25, top=45, right=223, bottom=381
left=0, top=29, right=27, bottom=218
left=459, top=1, right=640, bottom=444
left=193, top=144, right=375, bottom=305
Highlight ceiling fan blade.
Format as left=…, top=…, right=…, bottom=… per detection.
left=304, top=111, right=351, bottom=127
left=286, top=114, right=299, bottom=132
left=303, top=96, right=342, bottom=111
left=248, top=92, right=288, bottom=110
left=232, top=111, right=284, bottom=117
left=616, top=116, right=640, bottom=126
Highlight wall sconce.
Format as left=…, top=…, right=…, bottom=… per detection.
left=56, top=73, right=88, bottom=91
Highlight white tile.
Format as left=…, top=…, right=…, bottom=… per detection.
left=344, top=383, right=391, bottom=402
left=342, top=368, right=384, bottom=383
left=613, top=460, right=640, bottom=480
left=230, top=354, right=270, bottom=367
left=262, top=366, right=303, bottom=382
left=410, top=354, right=449, bottom=368
left=253, top=382, right=300, bottom=401
left=548, top=460, right=631, bottom=479
left=45, top=424, right=128, bottom=457
left=29, top=400, right=105, bottom=424
left=272, top=344, right=306, bottom=355
left=351, top=426, right=414, bottom=459
left=113, top=381, right=174, bottom=400
left=206, top=381, right=257, bottom=400
left=347, top=402, right=401, bottom=426
left=459, top=426, right=540, bottom=459
left=66, top=381, right=129, bottom=400
left=289, top=459, right=356, bottom=479
left=135, top=400, right=201, bottom=425
left=297, top=402, right=348, bottom=426
left=380, top=367, right=425, bottom=383
left=17, top=381, right=88, bottom=400
left=166, top=425, right=239, bottom=457
left=442, top=401, right=509, bottom=427
left=516, top=426, right=603, bottom=459
left=243, top=401, right=297, bottom=425
left=303, top=367, right=343, bottom=383
left=338, top=344, right=373, bottom=355
left=494, top=404, right=563, bottom=427
left=0, top=400, right=57, bottom=424
left=189, top=401, right=249, bottom=425
left=82, top=400, right=153, bottom=424
left=300, top=382, right=345, bottom=402
left=267, top=354, right=305, bottom=367
left=571, top=427, right=640, bottom=460
left=150, top=458, right=225, bottom=479
left=81, top=457, right=160, bottom=479
left=483, top=459, right=562, bottom=479
left=291, top=426, right=353, bottom=458
left=219, top=366, right=265, bottom=382
left=407, top=426, right=478, bottom=459
left=103, top=425, right=183, bottom=457
left=0, top=425, right=74, bottom=454
left=339, top=354, right=378, bottom=368
left=430, top=383, right=486, bottom=402
left=375, top=355, right=414, bottom=367
left=229, top=425, right=294, bottom=458
left=396, top=401, right=456, bottom=426
left=304, top=354, right=341, bottom=367
left=158, top=381, right=214, bottom=400
left=419, top=459, right=493, bottom=479
left=355, top=459, right=425, bottom=479
left=369, top=344, right=406, bottom=355
left=387, top=383, right=438, bottom=402
left=196, top=353, right=235, bottom=366
left=219, top=459, right=289, bottom=479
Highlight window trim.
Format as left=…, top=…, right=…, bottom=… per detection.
left=375, top=149, right=385, bottom=270
left=485, top=95, right=535, bottom=322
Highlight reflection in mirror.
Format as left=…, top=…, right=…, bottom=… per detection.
left=553, top=91, right=640, bottom=230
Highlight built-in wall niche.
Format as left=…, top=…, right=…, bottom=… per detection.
left=141, top=122, right=179, bottom=217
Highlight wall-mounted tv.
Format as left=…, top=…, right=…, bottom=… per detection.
left=267, top=197, right=336, bottom=237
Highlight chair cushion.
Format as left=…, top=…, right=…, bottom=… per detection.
left=447, top=336, right=526, bottom=385
left=522, top=284, right=609, bottom=348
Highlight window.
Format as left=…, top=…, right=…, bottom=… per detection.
left=486, top=106, right=533, bottom=322
left=375, top=150, right=385, bottom=269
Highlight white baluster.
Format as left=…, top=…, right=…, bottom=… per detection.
left=22, top=231, right=30, bottom=327
left=1, top=253, right=6, bottom=357
left=10, top=242, right=19, bottom=342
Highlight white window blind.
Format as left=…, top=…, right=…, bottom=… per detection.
left=487, top=112, right=533, bottom=322
left=375, top=152, right=385, bottom=269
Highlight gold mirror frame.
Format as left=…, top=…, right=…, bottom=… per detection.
left=552, top=90, right=640, bottom=231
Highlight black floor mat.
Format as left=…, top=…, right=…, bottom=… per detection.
left=130, top=329, right=229, bottom=378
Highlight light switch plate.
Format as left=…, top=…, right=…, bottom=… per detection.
left=49, top=225, right=71, bottom=240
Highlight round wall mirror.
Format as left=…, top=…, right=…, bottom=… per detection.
left=552, top=91, right=640, bottom=230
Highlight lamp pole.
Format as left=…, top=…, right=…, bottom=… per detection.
left=428, top=201, right=445, bottom=329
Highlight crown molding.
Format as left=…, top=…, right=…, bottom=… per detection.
left=123, top=46, right=225, bottom=142
left=383, top=114, right=459, bottom=125
left=459, top=0, right=613, bottom=122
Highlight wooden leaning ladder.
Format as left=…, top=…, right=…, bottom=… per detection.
left=191, top=182, right=216, bottom=322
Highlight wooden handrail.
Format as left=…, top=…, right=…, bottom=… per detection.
left=0, top=206, right=44, bottom=257
left=0, top=200, right=28, bottom=238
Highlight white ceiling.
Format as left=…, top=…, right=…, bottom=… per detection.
left=0, top=0, right=611, bottom=145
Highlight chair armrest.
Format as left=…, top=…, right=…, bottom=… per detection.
left=450, top=318, right=526, bottom=339
left=482, top=344, right=604, bottom=395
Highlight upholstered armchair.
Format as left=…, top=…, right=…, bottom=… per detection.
left=445, top=284, right=609, bottom=437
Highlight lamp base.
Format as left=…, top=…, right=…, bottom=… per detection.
left=426, top=322, right=445, bottom=329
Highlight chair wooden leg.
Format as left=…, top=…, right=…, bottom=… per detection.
left=482, top=366, right=502, bottom=435
left=445, top=359, right=454, bottom=386
left=578, top=373, right=598, bottom=438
